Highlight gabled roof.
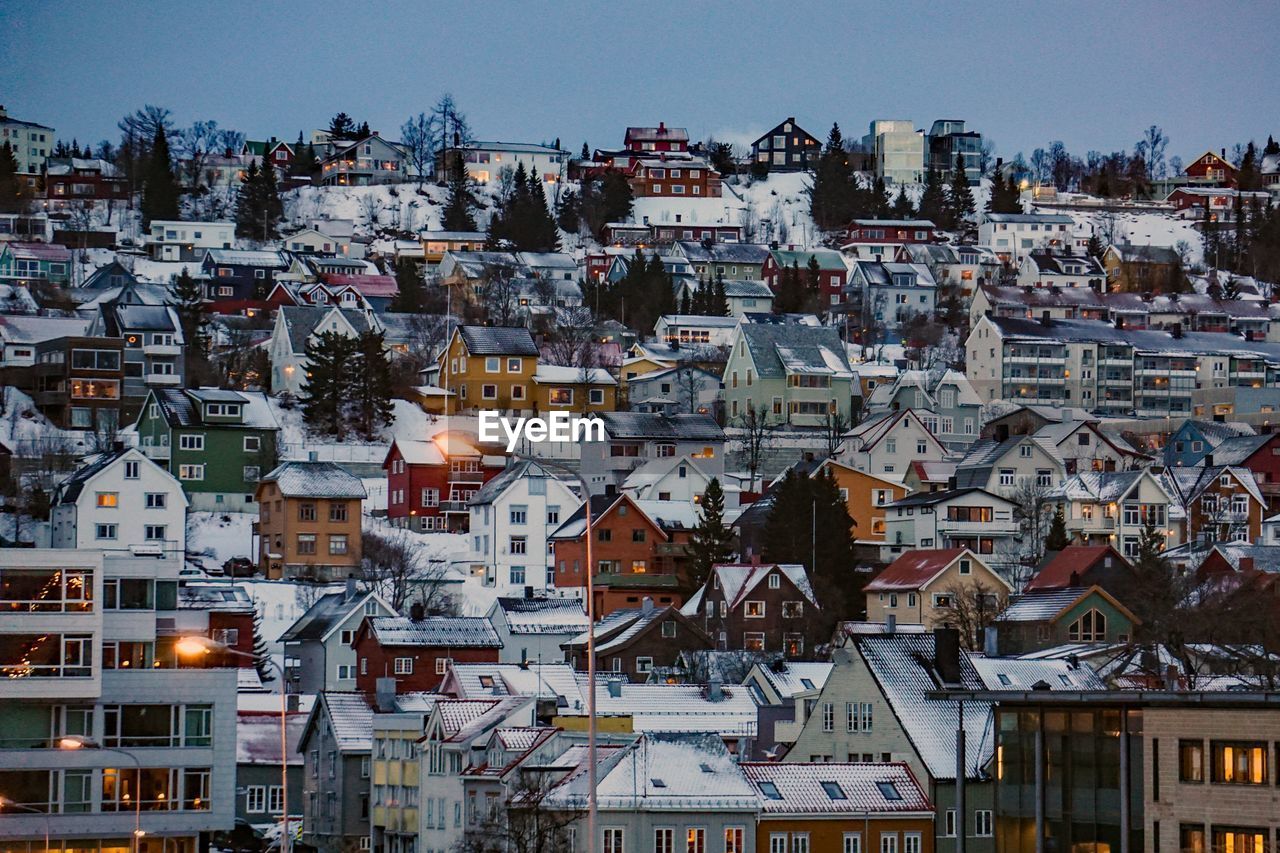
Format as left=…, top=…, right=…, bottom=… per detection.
left=598, top=411, right=725, bottom=441
left=706, top=563, right=817, bottom=610
left=442, top=663, right=585, bottom=708
left=909, top=459, right=957, bottom=484
left=280, top=589, right=389, bottom=642
left=673, top=240, right=771, bottom=265
left=491, top=597, right=589, bottom=635
left=591, top=732, right=757, bottom=811
left=736, top=323, right=853, bottom=380
left=259, top=461, right=366, bottom=499
left=147, top=388, right=280, bottom=431
left=1026, top=546, right=1128, bottom=591
left=886, top=487, right=1009, bottom=510
left=867, top=549, right=1009, bottom=593
left=303, top=691, right=375, bottom=752
left=1205, top=432, right=1273, bottom=466
left=53, top=448, right=180, bottom=507
left=742, top=762, right=932, bottom=815
left=1046, top=469, right=1156, bottom=503
left=204, top=248, right=289, bottom=267
left=469, top=458, right=576, bottom=507
left=363, top=616, right=502, bottom=649
left=997, top=585, right=1138, bottom=626
left=457, top=325, right=539, bottom=356
left=278, top=305, right=376, bottom=355
left=751, top=661, right=834, bottom=700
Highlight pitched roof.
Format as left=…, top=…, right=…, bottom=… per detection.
left=365, top=616, right=502, bottom=648
left=149, top=388, right=280, bottom=431
left=737, top=323, right=853, bottom=380
left=313, top=691, right=375, bottom=751
left=673, top=241, right=771, bottom=265
left=279, top=305, right=375, bottom=354
left=742, top=762, right=932, bottom=815
left=1164, top=465, right=1264, bottom=508
left=1206, top=433, right=1272, bottom=465
left=865, top=549, right=1006, bottom=593
left=752, top=661, right=834, bottom=700
left=598, top=411, right=725, bottom=441
left=1026, top=546, right=1127, bottom=591
left=589, top=732, right=758, bottom=811
left=205, top=248, right=289, bottom=267
left=458, top=325, right=539, bottom=356
left=492, top=597, right=589, bottom=635
left=967, top=656, right=1107, bottom=691
left=260, top=461, right=367, bottom=499
left=706, top=563, right=817, bottom=610
left=280, top=589, right=378, bottom=642
left=997, top=587, right=1096, bottom=622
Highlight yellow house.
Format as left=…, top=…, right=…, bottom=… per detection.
left=865, top=548, right=1012, bottom=636
left=420, top=230, right=486, bottom=265
left=370, top=714, right=422, bottom=841
left=819, top=459, right=909, bottom=546
left=439, top=325, right=618, bottom=414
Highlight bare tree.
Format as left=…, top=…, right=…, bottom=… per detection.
left=1134, top=125, right=1168, bottom=180
left=479, top=263, right=521, bottom=327
left=426, top=93, right=473, bottom=180
left=675, top=649, right=767, bottom=685
left=360, top=527, right=457, bottom=615
left=358, top=193, right=383, bottom=231
left=400, top=113, right=433, bottom=186
left=733, top=403, right=777, bottom=493
left=454, top=771, right=582, bottom=853
left=933, top=577, right=1009, bottom=650
left=821, top=410, right=851, bottom=459
left=739, top=198, right=758, bottom=243
left=672, top=361, right=708, bottom=415
left=1007, top=479, right=1054, bottom=565
left=542, top=306, right=597, bottom=368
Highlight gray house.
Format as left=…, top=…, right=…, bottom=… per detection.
left=846, top=260, right=938, bottom=335
left=234, top=709, right=307, bottom=829
left=487, top=595, right=589, bottom=664
left=280, top=581, right=398, bottom=694
left=87, top=302, right=186, bottom=413
left=541, top=731, right=759, bottom=853
left=298, top=691, right=375, bottom=852
left=579, top=412, right=726, bottom=496
left=625, top=364, right=722, bottom=416
left=867, top=369, right=983, bottom=449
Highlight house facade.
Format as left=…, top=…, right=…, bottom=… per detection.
left=681, top=562, right=818, bottom=657
left=837, top=410, right=948, bottom=483
left=750, top=117, right=821, bottom=171
left=351, top=613, right=503, bottom=694
left=722, top=323, right=856, bottom=426
left=147, top=220, right=234, bottom=261
left=882, top=489, right=1021, bottom=558
left=279, top=584, right=398, bottom=694
left=298, top=692, right=375, bottom=851
left=383, top=435, right=506, bottom=534
left=50, top=447, right=189, bottom=553
left=254, top=461, right=366, bottom=580
left=865, top=549, right=1013, bottom=634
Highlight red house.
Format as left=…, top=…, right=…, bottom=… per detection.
left=384, top=433, right=506, bottom=533
left=628, top=155, right=722, bottom=199
left=176, top=582, right=258, bottom=668
left=44, top=158, right=129, bottom=202
left=352, top=610, right=502, bottom=694
left=624, top=123, right=689, bottom=153
left=761, top=247, right=849, bottom=306
left=1207, top=432, right=1280, bottom=506
left=1182, top=150, right=1237, bottom=188
left=839, top=219, right=939, bottom=251
left=1024, top=545, right=1134, bottom=595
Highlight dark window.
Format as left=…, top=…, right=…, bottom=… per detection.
left=1178, top=740, right=1203, bottom=783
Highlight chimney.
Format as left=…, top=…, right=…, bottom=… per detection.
left=1240, top=556, right=1255, bottom=573
left=934, top=626, right=962, bottom=686
left=375, top=677, right=397, bottom=712
left=606, top=677, right=623, bottom=698
left=983, top=626, right=998, bottom=658
left=1164, top=664, right=1180, bottom=691
left=345, top=573, right=358, bottom=602
left=1204, top=453, right=1214, bottom=468
left=885, top=614, right=896, bottom=634
left=1039, top=311, right=1052, bottom=327
left=1171, top=322, right=1183, bottom=339
left=1221, top=148, right=1226, bottom=159
left=641, top=596, right=654, bottom=615
left=708, top=677, right=724, bottom=702
left=286, top=693, right=301, bottom=713
left=524, top=585, right=534, bottom=600
left=308, top=450, right=319, bottom=462
left=658, top=121, right=666, bottom=133
left=409, top=602, right=426, bottom=621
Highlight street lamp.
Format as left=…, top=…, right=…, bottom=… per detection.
left=58, top=737, right=143, bottom=853
left=0, top=795, right=52, bottom=853
left=176, top=636, right=291, bottom=853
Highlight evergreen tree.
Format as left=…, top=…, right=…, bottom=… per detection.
left=809, top=123, right=856, bottom=231
left=555, top=188, right=580, bottom=235
left=257, top=161, right=282, bottom=241
left=678, top=288, right=692, bottom=316
left=251, top=609, right=273, bottom=683
left=686, top=478, right=735, bottom=592
left=168, top=268, right=209, bottom=368
left=1237, top=141, right=1261, bottom=191
left=140, top=124, right=180, bottom=226
left=327, top=113, right=356, bottom=139
left=871, top=176, right=891, bottom=218
left=525, top=170, right=560, bottom=251
left=774, top=260, right=807, bottom=313
left=712, top=275, right=729, bottom=317
left=0, top=142, right=30, bottom=214
left=441, top=165, right=477, bottom=231
left=917, top=167, right=948, bottom=227
left=353, top=330, right=395, bottom=437
left=947, top=151, right=975, bottom=230
left=235, top=159, right=262, bottom=238
left=1087, top=233, right=1105, bottom=260
left=390, top=257, right=426, bottom=313
left=580, top=142, right=590, bottom=160
left=1045, top=505, right=1070, bottom=552
left=300, top=331, right=359, bottom=437
left=805, top=255, right=822, bottom=304
left=891, top=187, right=916, bottom=219
left=291, top=132, right=318, bottom=177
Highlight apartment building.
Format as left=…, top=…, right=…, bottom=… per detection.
left=978, top=213, right=1083, bottom=264
left=0, top=548, right=237, bottom=853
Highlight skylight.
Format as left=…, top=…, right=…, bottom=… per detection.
left=800, top=678, right=815, bottom=690
left=876, top=781, right=902, bottom=801
left=699, top=763, right=714, bottom=773
left=759, top=781, right=783, bottom=800
left=650, top=778, right=667, bottom=788
left=997, top=674, right=1012, bottom=686
left=821, top=781, right=846, bottom=800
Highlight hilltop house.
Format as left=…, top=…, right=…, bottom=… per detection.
left=201, top=248, right=290, bottom=301
left=845, top=260, right=938, bottom=332
left=318, top=134, right=408, bottom=186
left=579, top=412, right=726, bottom=495
left=882, top=489, right=1021, bottom=559
left=136, top=388, right=280, bottom=511
left=1016, top=251, right=1106, bottom=291
left=1046, top=468, right=1181, bottom=557
left=383, top=434, right=506, bottom=534
left=267, top=305, right=382, bottom=394
left=0, top=240, right=72, bottom=286
left=750, top=117, right=821, bottom=171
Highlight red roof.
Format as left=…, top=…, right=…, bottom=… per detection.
left=1025, top=545, right=1124, bottom=591
left=322, top=274, right=398, bottom=297
left=865, top=548, right=966, bottom=592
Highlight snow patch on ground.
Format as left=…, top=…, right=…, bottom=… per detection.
left=187, top=510, right=255, bottom=567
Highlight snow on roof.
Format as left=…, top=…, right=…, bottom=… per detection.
left=997, top=587, right=1095, bottom=622
left=260, top=460, right=367, bottom=499
left=739, top=323, right=853, bottom=380
left=2, top=241, right=72, bottom=261
left=592, top=732, right=758, bottom=811
left=1026, top=546, right=1126, bottom=591
left=598, top=412, right=725, bottom=442
left=435, top=696, right=531, bottom=743
left=532, top=363, right=617, bottom=385
left=316, top=692, right=376, bottom=751
left=742, top=762, right=932, bottom=814
left=755, top=661, right=834, bottom=699
left=205, top=248, right=289, bottom=267
left=493, top=597, right=589, bottom=635
left=968, top=655, right=1107, bottom=691
left=705, top=563, right=817, bottom=610
left=0, top=314, right=91, bottom=343
left=446, top=662, right=586, bottom=708
left=570, top=677, right=759, bottom=737
left=367, top=616, right=501, bottom=648
left=237, top=712, right=308, bottom=765
left=152, top=388, right=281, bottom=431
left=866, top=548, right=968, bottom=592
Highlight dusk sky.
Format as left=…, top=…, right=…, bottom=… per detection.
left=3, top=0, right=1277, bottom=164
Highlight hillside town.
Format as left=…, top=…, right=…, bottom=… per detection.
left=4, top=53, right=1280, bottom=853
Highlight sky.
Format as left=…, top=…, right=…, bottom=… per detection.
left=3, top=0, right=1278, bottom=165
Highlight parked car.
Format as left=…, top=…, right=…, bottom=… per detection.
left=223, top=557, right=255, bottom=577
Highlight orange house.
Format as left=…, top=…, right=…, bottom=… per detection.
left=255, top=461, right=366, bottom=581
left=550, top=493, right=692, bottom=617
left=820, top=460, right=909, bottom=549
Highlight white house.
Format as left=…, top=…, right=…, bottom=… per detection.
left=463, top=459, right=582, bottom=595
left=485, top=596, right=589, bottom=665
left=953, top=434, right=1069, bottom=498
left=653, top=314, right=740, bottom=349
left=442, top=141, right=568, bottom=184
left=50, top=447, right=188, bottom=552
left=978, top=213, right=1084, bottom=264
left=621, top=454, right=741, bottom=510
left=147, top=220, right=235, bottom=262
left=282, top=227, right=348, bottom=256
left=1016, top=251, right=1107, bottom=290
left=836, top=409, right=948, bottom=482
left=882, top=488, right=1021, bottom=560
left=267, top=305, right=383, bottom=394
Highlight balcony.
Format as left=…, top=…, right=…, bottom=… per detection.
left=143, top=343, right=182, bottom=357
left=1006, top=354, right=1065, bottom=365
left=448, top=469, right=485, bottom=484
left=145, top=373, right=182, bottom=386
left=440, top=500, right=470, bottom=513
left=937, top=519, right=1020, bottom=537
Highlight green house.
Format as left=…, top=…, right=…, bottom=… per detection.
left=136, top=388, right=281, bottom=512
left=992, top=585, right=1139, bottom=655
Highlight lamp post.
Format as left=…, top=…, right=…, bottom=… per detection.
left=175, top=636, right=290, bottom=853
left=58, top=737, right=143, bottom=853
left=511, top=453, right=597, bottom=849
left=0, top=795, right=52, bottom=853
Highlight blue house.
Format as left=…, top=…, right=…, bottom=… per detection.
left=1163, top=419, right=1254, bottom=467
left=81, top=260, right=139, bottom=291
left=201, top=249, right=290, bottom=302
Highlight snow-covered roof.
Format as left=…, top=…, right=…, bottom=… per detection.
left=260, top=461, right=367, bottom=499
left=997, top=587, right=1097, bottom=623
left=150, top=388, right=281, bottom=431
left=532, top=363, right=616, bottom=385
left=314, top=691, right=375, bottom=751
left=705, top=563, right=817, bottom=611
left=444, top=662, right=586, bottom=708
left=365, top=616, right=502, bottom=649
left=743, top=761, right=932, bottom=815
left=0, top=314, right=91, bottom=344
left=739, top=323, right=853, bottom=380
left=569, top=677, right=758, bottom=737
left=237, top=712, right=307, bottom=765
left=492, top=597, right=589, bottom=635
left=753, top=661, right=834, bottom=699
left=598, top=411, right=725, bottom=441
left=967, top=655, right=1107, bottom=691
left=205, top=248, right=289, bottom=267
left=458, top=324, right=539, bottom=356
